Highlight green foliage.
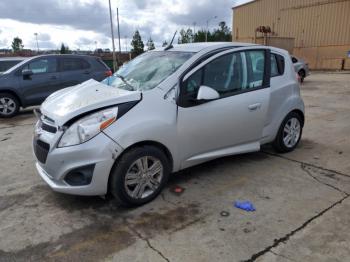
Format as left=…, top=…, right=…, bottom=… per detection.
left=193, top=30, right=208, bottom=42
left=212, top=21, right=232, bottom=42
left=178, top=29, right=193, bottom=44
left=131, top=30, right=144, bottom=56
left=11, top=37, right=23, bottom=52
left=60, top=43, right=70, bottom=54
left=146, top=37, right=155, bottom=51
left=179, top=21, right=232, bottom=44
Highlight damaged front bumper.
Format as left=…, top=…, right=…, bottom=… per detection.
left=34, top=131, right=123, bottom=196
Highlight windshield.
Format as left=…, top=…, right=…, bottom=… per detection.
left=103, top=51, right=194, bottom=91
left=3, top=58, right=28, bottom=74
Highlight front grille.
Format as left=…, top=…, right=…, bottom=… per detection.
left=41, top=122, right=57, bottom=133
left=34, top=139, right=50, bottom=164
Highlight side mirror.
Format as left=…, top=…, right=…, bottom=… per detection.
left=22, top=69, right=33, bottom=77
left=196, top=85, right=220, bottom=101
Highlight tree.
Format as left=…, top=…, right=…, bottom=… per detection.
left=146, top=37, right=155, bottom=51
left=193, top=29, right=208, bottom=42
left=179, top=22, right=232, bottom=43
left=60, top=43, right=70, bottom=54
left=178, top=29, right=193, bottom=44
left=131, top=30, right=144, bottom=56
left=162, top=40, right=168, bottom=47
left=212, top=21, right=232, bottom=42
left=11, top=37, right=23, bottom=52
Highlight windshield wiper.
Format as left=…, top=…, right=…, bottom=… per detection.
left=115, top=74, right=136, bottom=91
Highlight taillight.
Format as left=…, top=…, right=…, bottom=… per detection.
left=105, top=70, right=112, bottom=77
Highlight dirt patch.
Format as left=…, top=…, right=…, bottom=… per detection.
left=131, top=203, right=202, bottom=237
left=0, top=221, right=135, bottom=262
left=0, top=199, right=203, bottom=261
left=299, top=139, right=317, bottom=150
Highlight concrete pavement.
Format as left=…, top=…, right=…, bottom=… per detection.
left=0, top=72, right=349, bottom=262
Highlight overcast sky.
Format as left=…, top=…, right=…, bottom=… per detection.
left=0, top=0, right=251, bottom=51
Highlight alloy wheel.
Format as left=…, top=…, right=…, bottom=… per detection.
left=124, top=156, right=163, bottom=199
left=0, top=97, right=16, bottom=116
left=283, top=117, right=301, bottom=148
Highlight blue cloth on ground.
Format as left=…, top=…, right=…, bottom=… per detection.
left=234, top=201, right=256, bottom=212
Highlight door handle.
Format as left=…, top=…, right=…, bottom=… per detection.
left=248, top=103, right=261, bottom=111
left=50, top=76, right=57, bottom=80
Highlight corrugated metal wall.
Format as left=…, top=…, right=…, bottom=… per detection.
left=232, top=0, right=350, bottom=47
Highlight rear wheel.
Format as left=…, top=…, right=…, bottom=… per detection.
left=273, top=112, right=303, bottom=153
left=0, top=93, right=20, bottom=118
left=109, top=146, right=170, bottom=206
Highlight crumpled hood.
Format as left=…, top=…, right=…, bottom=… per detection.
left=41, top=79, right=141, bottom=126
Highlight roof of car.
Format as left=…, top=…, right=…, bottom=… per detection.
left=156, top=42, right=257, bottom=53
left=0, top=57, right=26, bottom=61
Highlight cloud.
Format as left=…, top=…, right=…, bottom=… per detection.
left=36, top=33, right=51, bottom=41
left=131, top=0, right=162, bottom=10
left=75, top=37, right=95, bottom=47
left=168, top=0, right=233, bottom=28
left=0, top=0, right=110, bottom=33
left=0, top=0, right=252, bottom=50
left=0, top=39, right=8, bottom=48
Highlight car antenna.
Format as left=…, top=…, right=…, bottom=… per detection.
left=164, top=31, right=177, bottom=51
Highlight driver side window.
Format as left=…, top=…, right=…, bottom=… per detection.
left=183, top=51, right=267, bottom=99
left=183, top=53, right=244, bottom=99
left=23, top=58, right=57, bottom=74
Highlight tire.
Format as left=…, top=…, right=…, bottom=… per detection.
left=109, top=146, right=170, bottom=207
left=273, top=112, right=303, bottom=153
left=298, top=70, right=305, bottom=83
left=0, top=93, right=20, bottom=118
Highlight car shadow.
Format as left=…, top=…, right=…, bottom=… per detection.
left=47, top=150, right=271, bottom=214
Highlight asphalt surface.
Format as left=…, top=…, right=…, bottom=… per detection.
left=0, top=72, right=349, bottom=262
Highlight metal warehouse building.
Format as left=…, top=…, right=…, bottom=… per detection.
left=232, top=0, right=350, bottom=70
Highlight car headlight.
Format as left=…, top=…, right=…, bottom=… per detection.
left=58, top=107, right=119, bottom=147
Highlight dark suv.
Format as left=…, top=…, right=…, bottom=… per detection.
left=0, top=54, right=111, bottom=117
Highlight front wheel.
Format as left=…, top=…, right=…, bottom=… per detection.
left=109, top=146, right=170, bottom=206
left=0, top=93, right=20, bottom=118
left=273, top=112, right=303, bottom=153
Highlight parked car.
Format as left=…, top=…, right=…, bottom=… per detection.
left=0, top=57, right=26, bottom=73
left=291, top=56, right=310, bottom=82
left=0, top=54, right=111, bottom=117
left=33, top=42, right=304, bottom=206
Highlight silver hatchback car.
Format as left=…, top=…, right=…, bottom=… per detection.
left=33, top=42, right=304, bottom=206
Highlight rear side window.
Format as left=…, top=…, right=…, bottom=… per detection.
left=61, top=58, right=90, bottom=71
left=96, top=58, right=109, bottom=70
left=271, top=53, right=285, bottom=77
left=24, top=58, right=57, bottom=74
left=245, top=50, right=265, bottom=88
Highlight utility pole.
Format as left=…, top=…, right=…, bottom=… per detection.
left=205, top=16, right=217, bottom=42
left=193, top=22, right=196, bottom=42
left=108, top=0, right=117, bottom=72
left=34, top=33, right=39, bottom=52
left=117, top=7, right=121, bottom=54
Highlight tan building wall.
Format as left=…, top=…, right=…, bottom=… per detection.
left=232, top=0, right=350, bottom=69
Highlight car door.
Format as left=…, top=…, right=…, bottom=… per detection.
left=19, top=57, right=60, bottom=106
left=59, top=57, right=92, bottom=88
left=176, top=48, right=271, bottom=168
